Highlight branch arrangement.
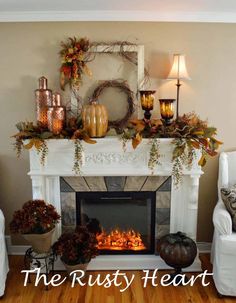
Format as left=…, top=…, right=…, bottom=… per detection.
left=59, top=37, right=150, bottom=92
left=92, top=80, right=135, bottom=131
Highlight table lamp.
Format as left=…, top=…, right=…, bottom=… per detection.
left=167, top=54, right=190, bottom=119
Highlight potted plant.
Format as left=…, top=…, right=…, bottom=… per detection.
left=10, top=200, right=60, bottom=253
left=52, top=226, right=98, bottom=275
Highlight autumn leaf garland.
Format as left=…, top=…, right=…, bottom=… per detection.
left=12, top=119, right=96, bottom=172
left=121, top=113, right=222, bottom=184
left=13, top=113, right=222, bottom=185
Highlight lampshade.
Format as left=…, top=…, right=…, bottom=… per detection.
left=167, top=54, right=191, bottom=80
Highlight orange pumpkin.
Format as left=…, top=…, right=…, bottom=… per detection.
left=82, top=100, right=108, bottom=138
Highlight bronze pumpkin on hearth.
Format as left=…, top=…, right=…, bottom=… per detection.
left=157, top=231, right=197, bottom=270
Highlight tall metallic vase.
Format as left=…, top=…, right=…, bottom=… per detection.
left=35, top=76, right=52, bottom=128
left=47, top=93, right=66, bottom=135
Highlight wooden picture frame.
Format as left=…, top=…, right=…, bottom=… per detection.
left=70, top=44, right=145, bottom=119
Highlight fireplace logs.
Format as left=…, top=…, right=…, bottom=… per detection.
left=96, top=228, right=146, bottom=251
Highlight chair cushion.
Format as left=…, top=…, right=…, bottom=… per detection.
left=221, top=187, right=236, bottom=231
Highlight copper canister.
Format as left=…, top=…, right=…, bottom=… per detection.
left=47, top=93, right=66, bottom=135
left=35, top=76, right=52, bottom=128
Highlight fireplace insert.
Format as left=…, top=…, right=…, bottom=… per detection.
left=76, top=191, right=156, bottom=255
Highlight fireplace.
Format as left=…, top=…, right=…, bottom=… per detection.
left=76, top=191, right=156, bottom=254
left=27, top=138, right=203, bottom=270
left=60, top=175, right=172, bottom=255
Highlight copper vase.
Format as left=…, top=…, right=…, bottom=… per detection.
left=47, top=93, right=66, bottom=135
left=35, top=76, right=52, bottom=128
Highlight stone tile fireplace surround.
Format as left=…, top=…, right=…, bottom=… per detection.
left=28, top=138, right=203, bottom=271
left=60, top=176, right=172, bottom=249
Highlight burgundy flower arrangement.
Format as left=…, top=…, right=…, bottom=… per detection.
left=53, top=226, right=98, bottom=265
left=10, top=200, right=60, bottom=234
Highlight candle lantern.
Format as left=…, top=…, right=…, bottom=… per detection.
left=35, top=76, right=52, bottom=128
left=159, top=99, right=176, bottom=125
left=140, top=90, right=156, bottom=121
left=47, top=93, right=66, bottom=135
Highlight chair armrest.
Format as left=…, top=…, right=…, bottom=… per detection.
left=0, top=210, right=5, bottom=234
left=213, top=201, right=232, bottom=236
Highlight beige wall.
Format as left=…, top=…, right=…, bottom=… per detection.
left=0, top=21, right=234, bottom=243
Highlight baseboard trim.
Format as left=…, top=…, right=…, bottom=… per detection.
left=5, top=236, right=212, bottom=255
left=197, top=242, right=212, bottom=253
left=5, top=236, right=30, bottom=255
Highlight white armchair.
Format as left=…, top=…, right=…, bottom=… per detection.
left=0, top=210, right=9, bottom=297
left=211, top=151, right=236, bottom=297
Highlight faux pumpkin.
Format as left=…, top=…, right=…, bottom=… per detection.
left=82, top=100, right=108, bottom=138
left=157, top=231, right=197, bottom=270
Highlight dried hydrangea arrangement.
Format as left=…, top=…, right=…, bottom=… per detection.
left=10, top=199, right=60, bottom=234
left=52, top=226, right=98, bottom=266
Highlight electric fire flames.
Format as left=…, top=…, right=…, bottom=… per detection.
left=96, top=228, right=146, bottom=251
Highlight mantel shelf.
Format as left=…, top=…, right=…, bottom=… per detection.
left=28, top=137, right=203, bottom=177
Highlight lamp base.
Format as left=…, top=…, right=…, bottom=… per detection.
left=176, top=81, right=181, bottom=120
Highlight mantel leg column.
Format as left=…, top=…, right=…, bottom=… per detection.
left=30, top=176, right=46, bottom=200
left=30, top=175, right=61, bottom=241
left=170, top=174, right=202, bottom=271
left=45, top=176, right=61, bottom=240
left=185, top=175, right=200, bottom=241
left=170, top=175, right=200, bottom=241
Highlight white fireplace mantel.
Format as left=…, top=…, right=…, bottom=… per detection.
left=28, top=138, right=203, bottom=271
left=28, top=138, right=203, bottom=177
